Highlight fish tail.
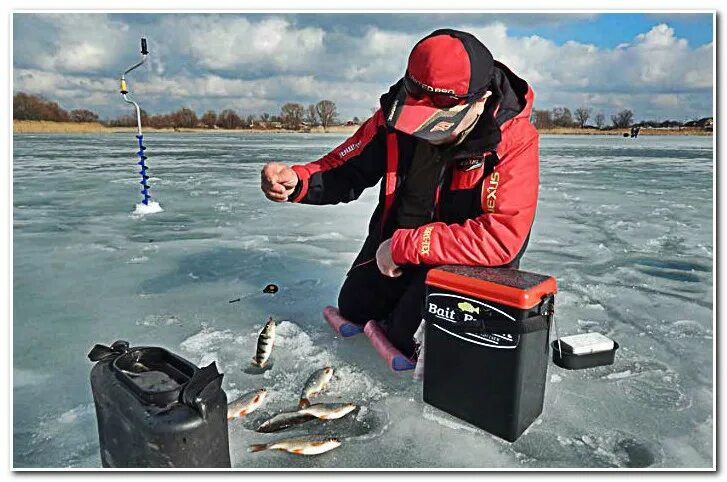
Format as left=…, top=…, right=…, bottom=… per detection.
left=248, top=443, right=269, bottom=453
left=298, top=398, right=310, bottom=409
left=474, top=307, right=480, bottom=314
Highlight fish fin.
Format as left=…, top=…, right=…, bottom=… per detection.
left=298, top=398, right=310, bottom=409
left=239, top=409, right=248, bottom=416
left=248, top=444, right=269, bottom=453
left=252, top=394, right=261, bottom=403
left=291, top=448, right=304, bottom=455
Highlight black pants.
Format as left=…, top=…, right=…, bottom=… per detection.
left=338, top=257, right=523, bottom=359
left=338, top=261, right=429, bottom=358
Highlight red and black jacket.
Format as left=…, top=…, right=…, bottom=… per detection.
left=289, top=61, right=539, bottom=272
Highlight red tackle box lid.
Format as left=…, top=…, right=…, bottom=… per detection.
left=426, top=266, right=557, bottom=310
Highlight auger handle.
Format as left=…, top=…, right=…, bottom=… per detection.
left=141, top=38, right=148, bottom=55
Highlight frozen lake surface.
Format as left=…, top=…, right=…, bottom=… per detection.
left=13, top=132, right=713, bottom=468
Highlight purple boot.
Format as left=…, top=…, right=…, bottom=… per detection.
left=323, top=306, right=364, bottom=338
left=364, top=320, right=416, bottom=372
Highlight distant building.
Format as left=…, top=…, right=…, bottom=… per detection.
left=683, top=117, right=713, bottom=131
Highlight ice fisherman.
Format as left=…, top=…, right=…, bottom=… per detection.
left=260, top=29, right=539, bottom=359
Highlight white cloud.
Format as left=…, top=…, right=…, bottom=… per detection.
left=157, top=16, right=326, bottom=73
left=463, top=22, right=711, bottom=96
left=13, top=14, right=713, bottom=122
left=15, top=14, right=128, bottom=73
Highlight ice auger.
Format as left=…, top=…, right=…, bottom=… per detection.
left=120, top=38, right=152, bottom=206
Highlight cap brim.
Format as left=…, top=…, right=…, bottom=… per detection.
left=385, top=83, right=478, bottom=142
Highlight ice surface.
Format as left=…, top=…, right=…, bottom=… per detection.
left=12, top=132, right=713, bottom=468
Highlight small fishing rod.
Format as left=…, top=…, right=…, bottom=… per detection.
left=120, top=38, right=153, bottom=207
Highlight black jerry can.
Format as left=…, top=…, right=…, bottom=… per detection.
left=88, top=340, right=231, bottom=468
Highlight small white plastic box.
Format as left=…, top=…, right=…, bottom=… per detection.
left=558, top=332, right=615, bottom=355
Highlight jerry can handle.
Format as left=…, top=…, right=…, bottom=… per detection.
left=88, top=340, right=130, bottom=362
left=180, top=362, right=223, bottom=419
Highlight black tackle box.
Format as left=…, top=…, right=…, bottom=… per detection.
left=423, top=266, right=557, bottom=442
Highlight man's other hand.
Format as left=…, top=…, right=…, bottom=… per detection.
left=376, top=238, right=402, bottom=277
left=261, top=162, right=299, bottom=202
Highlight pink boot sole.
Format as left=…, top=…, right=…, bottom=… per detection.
left=364, top=320, right=416, bottom=372
left=323, top=306, right=364, bottom=338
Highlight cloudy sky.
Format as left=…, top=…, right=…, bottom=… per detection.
left=13, top=13, right=714, bottom=122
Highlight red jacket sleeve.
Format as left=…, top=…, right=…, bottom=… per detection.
left=390, top=121, right=539, bottom=267
left=289, top=111, right=386, bottom=205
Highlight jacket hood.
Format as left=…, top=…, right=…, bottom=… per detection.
left=491, top=60, right=533, bottom=123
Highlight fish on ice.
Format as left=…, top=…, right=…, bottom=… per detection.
left=298, top=402, right=357, bottom=420
left=252, top=317, right=276, bottom=368
left=299, top=367, right=334, bottom=409
left=256, top=411, right=316, bottom=433
left=248, top=436, right=342, bottom=455
left=227, top=388, right=268, bottom=420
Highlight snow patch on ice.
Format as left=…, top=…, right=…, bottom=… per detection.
left=136, top=314, right=183, bottom=327
left=57, top=404, right=94, bottom=425
left=546, top=430, right=662, bottom=468
left=422, top=405, right=480, bottom=434
left=294, top=232, right=345, bottom=242
left=180, top=324, right=237, bottom=354
left=605, top=370, right=633, bottom=380
left=132, top=201, right=163, bottom=216
left=179, top=320, right=388, bottom=411
left=35, top=404, right=96, bottom=440
left=198, top=352, right=221, bottom=371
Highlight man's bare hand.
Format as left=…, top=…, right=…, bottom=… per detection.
left=261, top=162, right=299, bottom=202
left=376, top=238, right=402, bottom=277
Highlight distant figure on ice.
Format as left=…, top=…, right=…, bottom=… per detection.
left=630, top=126, right=641, bottom=138
left=260, top=29, right=539, bottom=358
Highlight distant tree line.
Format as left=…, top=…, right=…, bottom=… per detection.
left=13, top=93, right=349, bottom=131
left=14, top=92, right=99, bottom=123
left=530, top=105, right=711, bottom=131
left=15, top=93, right=711, bottom=132
left=531, top=106, right=636, bottom=130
